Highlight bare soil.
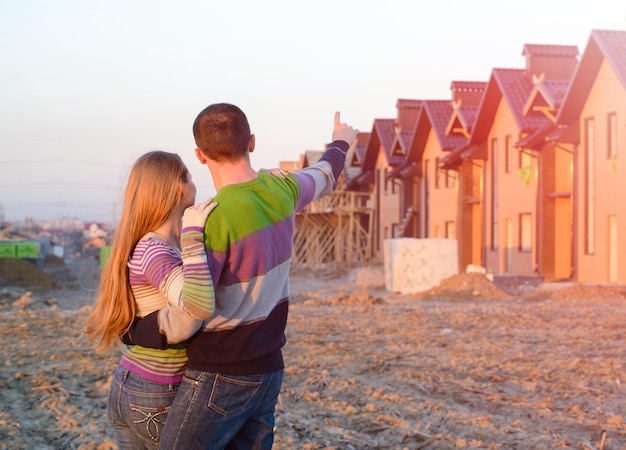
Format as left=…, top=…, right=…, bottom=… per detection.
left=0, top=259, right=625, bottom=449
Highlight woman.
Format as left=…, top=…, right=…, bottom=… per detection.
left=84, top=150, right=216, bottom=449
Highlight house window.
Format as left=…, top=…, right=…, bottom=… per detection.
left=519, top=150, right=532, bottom=171
left=383, top=168, right=389, bottom=194
left=585, top=117, right=595, bottom=254
left=445, top=169, right=456, bottom=188
left=387, top=168, right=397, bottom=195
left=435, top=157, right=440, bottom=189
left=445, top=221, right=456, bottom=239
left=608, top=112, right=617, bottom=160
left=519, top=213, right=532, bottom=252
left=491, top=138, right=498, bottom=250
left=505, top=135, right=513, bottom=173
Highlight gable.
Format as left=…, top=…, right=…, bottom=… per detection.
left=558, top=29, right=626, bottom=125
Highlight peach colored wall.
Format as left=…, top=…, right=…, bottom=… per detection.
left=575, top=59, right=626, bottom=283
left=484, top=97, right=537, bottom=276
left=374, top=150, right=401, bottom=260
left=422, top=128, right=458, bottom=239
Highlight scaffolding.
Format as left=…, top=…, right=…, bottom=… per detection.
left=292, top=189, right=375, bottom=271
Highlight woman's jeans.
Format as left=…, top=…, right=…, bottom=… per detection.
left=108, top=365, right=179, bottom=449
left=158, top=369, right=284, bottom=450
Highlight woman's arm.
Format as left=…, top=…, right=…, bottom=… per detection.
left=123, top=200, right=217, bottom=347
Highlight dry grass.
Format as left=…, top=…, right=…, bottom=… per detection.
left=1, top=261, right=625, bottom=449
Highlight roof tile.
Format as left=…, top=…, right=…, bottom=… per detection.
left=522, top=44, right=579, bottom=57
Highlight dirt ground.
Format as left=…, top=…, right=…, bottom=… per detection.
left=0, top=257, right=625, bottom=449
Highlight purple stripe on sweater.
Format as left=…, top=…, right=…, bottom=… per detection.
left=206, top=217, right=295, bottom=286
left=128, top=240, right=181, bottom=287
left=182, top=226, right=204, bottom=233
left=319, top=141, right=349, bottom=179
left=120, top=357, right=184, bottom=384
left=293, top=172, right=315, bottom=212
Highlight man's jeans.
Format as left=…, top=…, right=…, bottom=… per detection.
left=158, top=369, right=284, bottom=450
left=108, top=365, right=179, bottom=449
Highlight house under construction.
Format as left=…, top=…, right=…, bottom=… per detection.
left=286, top=144, right=376, bottom=271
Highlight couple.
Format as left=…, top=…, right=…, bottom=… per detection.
left=85, top=103, right=359, bottom=449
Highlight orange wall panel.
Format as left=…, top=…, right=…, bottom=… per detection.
left=575, top=60, right=626, bottom=283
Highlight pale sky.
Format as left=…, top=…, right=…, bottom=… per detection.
left=1, top=0, right=625, bottom=222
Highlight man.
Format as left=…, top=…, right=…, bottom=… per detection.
left=125, top=103, right=358, bottom=449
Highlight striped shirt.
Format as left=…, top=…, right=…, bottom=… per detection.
left=120, top=229, right=214, bottom=383
left=186, top=142, right=349, bottom=375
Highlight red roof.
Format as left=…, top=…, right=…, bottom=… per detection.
left=422, top=100, right=467, bottom=152
left=389, top=99, right=468, bottom=178
left=396, top=99, right=422, bottom=109
left=468, top=68, right=551, bottom=148
left=522, top=78, right=571, bottom=120
left=450, top=81, right=488, bottom=91
left=558, top=29, right=626, bottom=124
left=354, top=118, right=396, bottom=178
left=522, top=44, right=579, bottom=57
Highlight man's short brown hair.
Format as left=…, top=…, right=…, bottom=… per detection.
left=192, top=103, right=251, bottom=162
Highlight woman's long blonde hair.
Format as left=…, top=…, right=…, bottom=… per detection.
left=85, top=151, right=189, bottom=352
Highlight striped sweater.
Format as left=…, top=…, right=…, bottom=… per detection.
left=126, top=140, right=349, bottom=376
left=189, top=141, right=348, bottom=375
left=120, top=227, right=214, bottom=383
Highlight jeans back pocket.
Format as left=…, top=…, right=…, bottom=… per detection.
left=129, top=403, right=170, bottom=444
left=208, top=374, right=263, bottom=416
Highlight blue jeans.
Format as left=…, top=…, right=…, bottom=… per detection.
left=158, top=369, right=284, bottom=450
left=108, top=365, right=179, bottom=449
